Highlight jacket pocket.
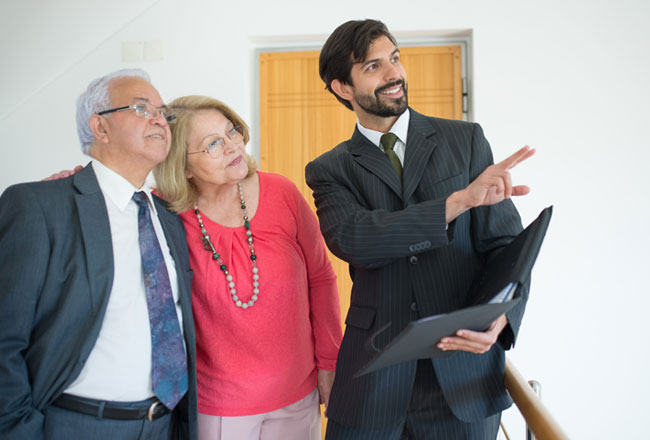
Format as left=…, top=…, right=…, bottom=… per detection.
left=345, top=305, right=376, bottom=329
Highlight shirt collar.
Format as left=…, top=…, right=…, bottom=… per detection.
left=91, top=159, right=157, bottom=214
left=356, top=109, right=410, bottom=147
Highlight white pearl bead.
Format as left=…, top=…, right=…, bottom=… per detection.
left=196, top=191, right=262, bottom=312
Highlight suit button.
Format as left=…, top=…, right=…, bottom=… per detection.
left=409, top=255, right=418, bottom=265
left=410, top=302, right=418, bottom=312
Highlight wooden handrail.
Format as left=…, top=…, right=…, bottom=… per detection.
left=504, top=357, right=570, bottom=440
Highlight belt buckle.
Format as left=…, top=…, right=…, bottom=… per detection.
left=147, top=401, right=161, bottom=422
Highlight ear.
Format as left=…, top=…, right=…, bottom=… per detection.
left=89, top=114, right=110, bottom=144
left=331, top=79, right=354, bottom=102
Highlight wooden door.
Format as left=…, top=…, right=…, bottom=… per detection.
left=259, top=45, right=463, bottom=437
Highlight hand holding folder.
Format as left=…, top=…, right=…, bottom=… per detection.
left=354, top=206, right=553, bottom=378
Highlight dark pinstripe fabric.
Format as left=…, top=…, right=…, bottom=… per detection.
left=305, top=109, right=528, bottom=433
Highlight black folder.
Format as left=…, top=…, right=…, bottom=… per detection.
left=354, top=206, right=553, bottom=378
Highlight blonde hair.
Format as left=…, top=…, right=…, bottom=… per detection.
left=154, top=95, right=257, bottom=213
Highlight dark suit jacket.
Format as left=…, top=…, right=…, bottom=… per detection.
left=305, top=109, right=528, bottom=429
left=0, top=164, right=197, bottom=439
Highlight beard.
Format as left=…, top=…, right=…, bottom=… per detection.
left=354, top=79, right=409, bottom=117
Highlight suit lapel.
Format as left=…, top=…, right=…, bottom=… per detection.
left=154, top=199, right=184, bottom=283
left=154, top=198, right=193, bottom=331
left=349, top=127, right=402, bottom=199
left=73, top=164, right=114, bottom=315
left=403, top=109, right=438, bottom=203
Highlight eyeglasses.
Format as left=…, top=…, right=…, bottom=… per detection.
left=97, top=101, right=176, bottom=123
left=187, top=125, right=245, bottom=158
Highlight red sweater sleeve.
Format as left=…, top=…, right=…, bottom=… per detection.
left=288, top=181, right=342, bottom=371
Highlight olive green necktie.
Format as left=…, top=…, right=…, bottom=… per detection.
left=380, top=132, right=402, bottom=181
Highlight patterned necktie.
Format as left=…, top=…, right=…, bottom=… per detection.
left=132, top=191, right=188, bottom=410
left=380, top=132, right=402, bottom=181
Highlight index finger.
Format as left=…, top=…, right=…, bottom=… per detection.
left=498, top=145, right=535, bottom=171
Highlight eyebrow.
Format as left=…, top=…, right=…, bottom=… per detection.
left=361, top=48, right=400, bottom=69
left=200, top=123, right=235, bottom=144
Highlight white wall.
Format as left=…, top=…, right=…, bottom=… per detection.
left=1, top=0, right=649, bottom=437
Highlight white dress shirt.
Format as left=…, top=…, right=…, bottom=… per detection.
left=356, top=109, right=410, bottom=165
left=65, top=160, right=183, bottom=401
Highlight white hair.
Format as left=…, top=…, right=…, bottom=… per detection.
left=76, top=68, right=151, bottom=155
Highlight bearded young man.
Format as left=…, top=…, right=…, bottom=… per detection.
left=305, top=19, right=535, bottom=439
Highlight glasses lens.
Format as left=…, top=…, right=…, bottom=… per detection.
left=133, top=103, right=150, bottom=118
left=207, top=139, right=225, bottom=157
left=230, top=126, right=244, bottom=142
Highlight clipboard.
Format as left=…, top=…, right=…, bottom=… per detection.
left=354, top=206, right=553, bottom=378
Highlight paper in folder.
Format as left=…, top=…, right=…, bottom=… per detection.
left=354, top=206, right=553, bottom=378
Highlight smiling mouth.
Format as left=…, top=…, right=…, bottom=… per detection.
left=379, top=86, right=402, bottom=95
left=377, top=80, right=405, bottom=97
left=147, top=133, right=166, bottom=141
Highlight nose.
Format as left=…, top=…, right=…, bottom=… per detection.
left=384, top=62, right=401, bottom=82
left=222, top=136, right=239, bottom=154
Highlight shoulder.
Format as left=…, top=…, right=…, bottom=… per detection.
left=411, top=108, right=479, bottom=134
left=0, top=180, right=80, bottom=238
left=258, top=171, right=308, bottom=213
left=1, top=177, right=75, bottom=209
left=258, top=171, right=299, bottom=194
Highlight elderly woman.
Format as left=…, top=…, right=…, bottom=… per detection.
left=153, top=95, right=342, bottom=440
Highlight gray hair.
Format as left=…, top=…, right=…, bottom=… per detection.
left=76, top=68, right=151, bottom=155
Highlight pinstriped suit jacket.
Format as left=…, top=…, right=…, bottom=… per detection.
left=305, top=108, right=528, bottom=429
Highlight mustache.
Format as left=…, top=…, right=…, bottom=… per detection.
left=375, top=79, right=405, bottom=94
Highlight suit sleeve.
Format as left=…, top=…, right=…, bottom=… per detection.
left=466, top=123, right=529, bottom=348
left=305, top=158, right=452, bottom=270
left=0, top=185, right=48, bottom=439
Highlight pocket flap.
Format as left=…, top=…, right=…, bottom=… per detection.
left=345, top=305, right=376, bottom=329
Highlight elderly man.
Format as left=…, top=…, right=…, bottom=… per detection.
left=0, top=69, right=197, bottom=439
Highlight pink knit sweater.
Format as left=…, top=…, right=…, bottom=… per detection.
left=179, top=172, right=342, bottom=416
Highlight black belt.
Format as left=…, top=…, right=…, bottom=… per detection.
left=52, top=394, right=170, bottom=422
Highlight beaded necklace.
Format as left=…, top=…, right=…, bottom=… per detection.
left=194, top=183, right=259, bottom=309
